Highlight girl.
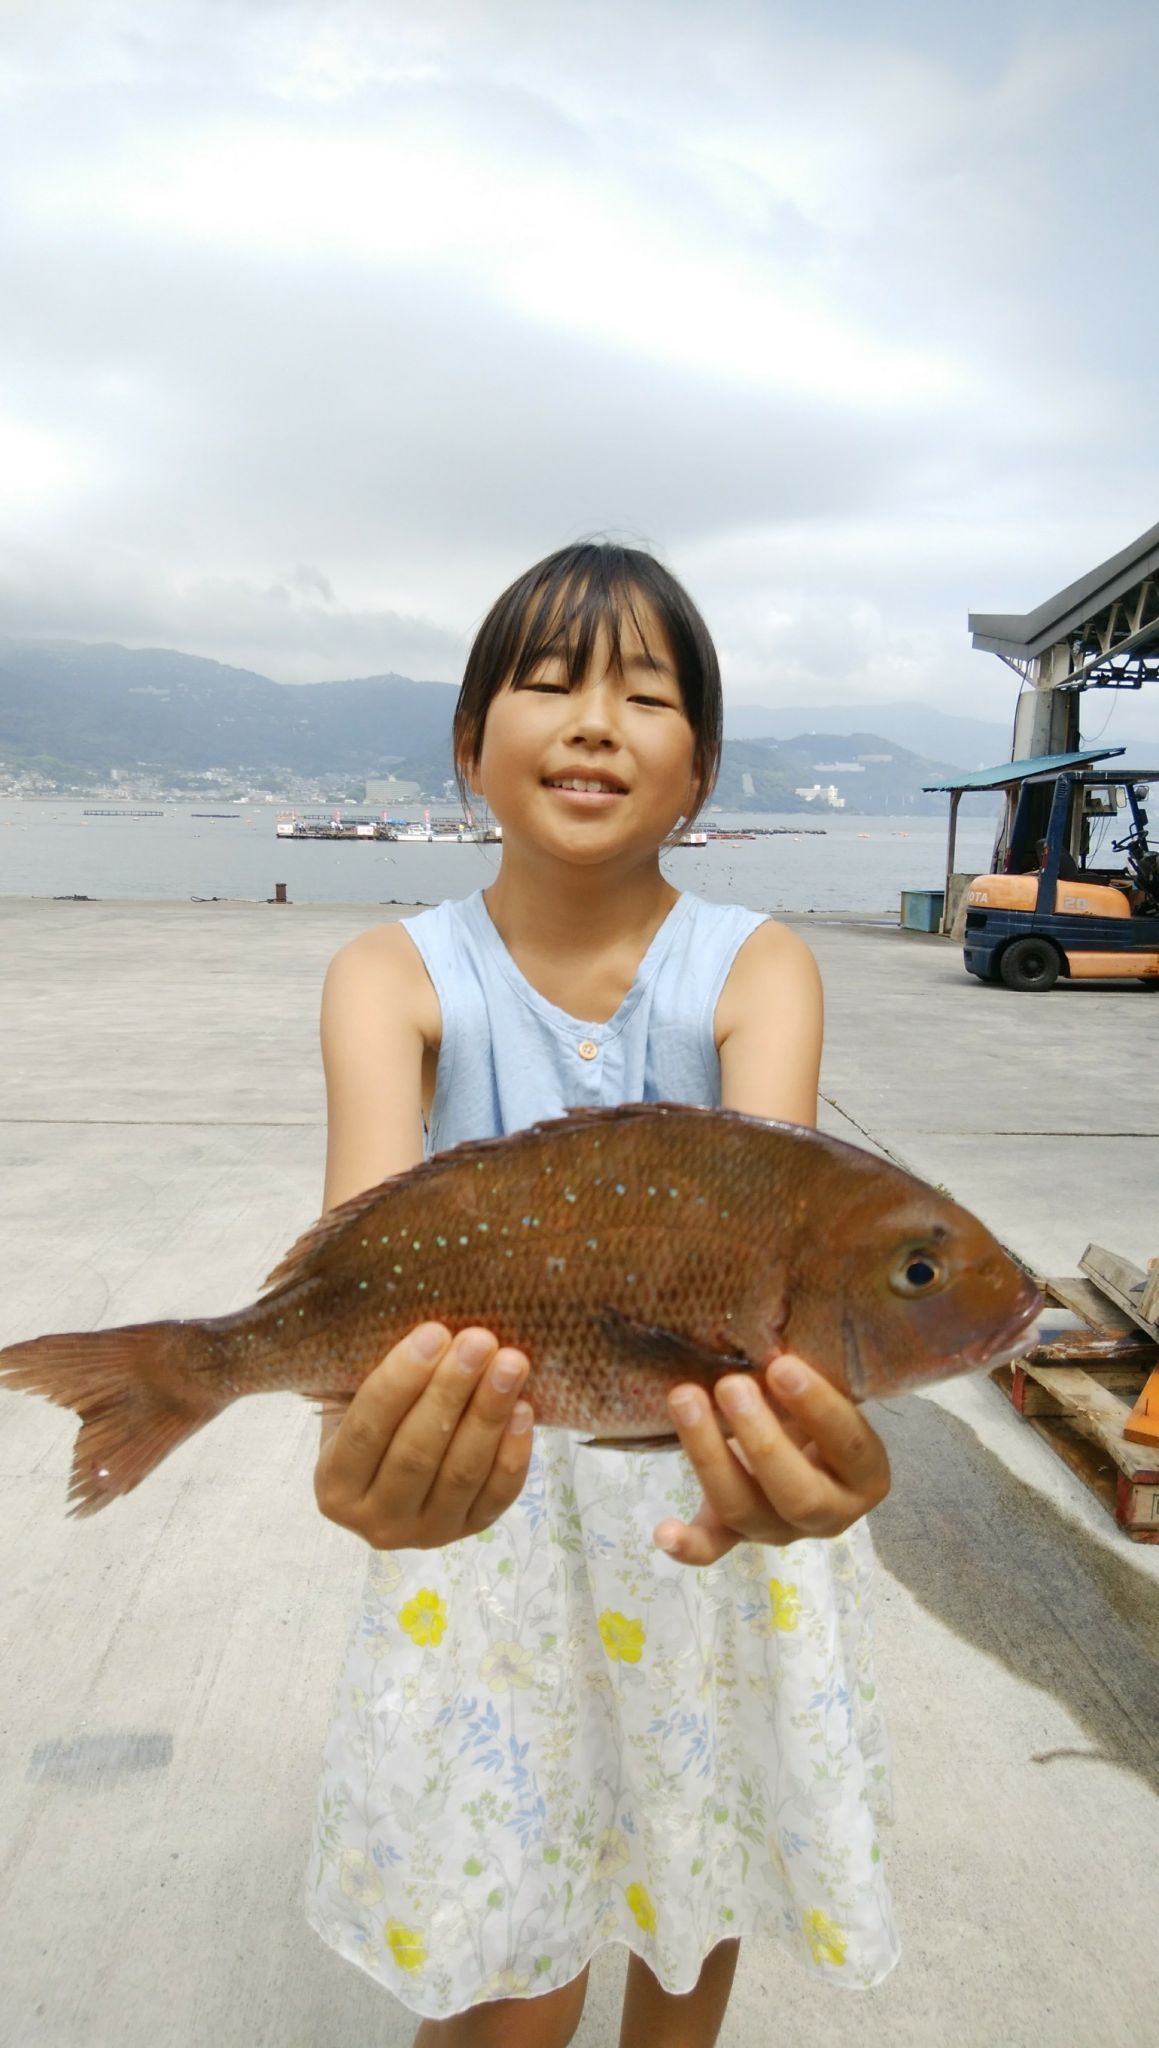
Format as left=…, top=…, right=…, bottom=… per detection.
left=306, top=543, right=897, bottom=2046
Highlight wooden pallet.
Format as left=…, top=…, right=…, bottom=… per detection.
left=990, top=1271, right=1159, bottom=1540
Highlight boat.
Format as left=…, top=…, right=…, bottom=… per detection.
left=275, top=808, right=501, bottom=844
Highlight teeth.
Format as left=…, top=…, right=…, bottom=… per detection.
left=548, top=778, right=622, bottom=793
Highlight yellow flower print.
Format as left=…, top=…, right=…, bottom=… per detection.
left=338, top=1848, right=383, bottom=1906
left=591, top=1828, right=630, bottom=1880
left=598, top=1610, right=646, bottom=1663
left=367, top=1552, right=403, bottom=1594
left=733, top=1544, right=767, bottom=1582
left=768, top=1578, right=801, bottom=1632
left=384, top=1920, right=427, bottom=1972
left=478, top=1640, right=535, bottom=1693
left=474, top=1968, right=531, bottom=2000
left=399, top=1587, right=447, bottom=1647
left=804, top=1908, right=847, bottom=1967
left=625, top=1882, right=656, bottom=1934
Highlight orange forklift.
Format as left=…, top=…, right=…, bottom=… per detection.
left=963, top=752, right=1159, bottom=990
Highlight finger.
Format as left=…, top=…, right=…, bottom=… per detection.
left=715, top=1372, right=857, bottom=1534
left=317, top=1394, right=353, bottom=1451
left=654, top=1499, right=748, bottom=1568
left=765, top=1357, right=891, bottom=1497
left=461, top=1396, right=537, bottom=1536
left=369, top=1326, right=502, bottom=1516
left=423, top=1347, right=532, bottom=1522
left=320, top=1323, right=452, bottom=1500
left=664, top=1384, right=765, bottom=1532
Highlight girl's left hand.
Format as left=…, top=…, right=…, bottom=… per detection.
left=653, top=1355, right=890, bottom=1567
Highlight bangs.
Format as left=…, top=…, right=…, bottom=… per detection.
left=453, top=541, right=723, bottom=819
left=508, top=558, right=674, bottom=693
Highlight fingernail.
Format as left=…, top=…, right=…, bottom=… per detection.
left=668, top=1391, right=700, bottom=1424
left=770, top=1359, right=809, bottom=1397
left=410, top=1323, right=448, bottom=1361
left=490, top=1353, right=523, bottom=1392
left=509, top=1402, right=533, bottom=1434
left=717, top=1377, right=757, bottom=1415
left=456, top=1330, right=495, bottom=1373
left=654, top=1524, right=679, bottom=1552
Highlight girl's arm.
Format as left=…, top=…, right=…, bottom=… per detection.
left=312, top=926, right=534, bottom=1547
left=655, top=921, right=891, bottom=1566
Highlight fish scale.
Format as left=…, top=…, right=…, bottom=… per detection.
left=0, top=1102, right=1042, bottom=1515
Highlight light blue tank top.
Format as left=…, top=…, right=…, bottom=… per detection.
left=401, top=889, right=767, bottom=1151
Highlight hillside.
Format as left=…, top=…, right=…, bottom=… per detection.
left=0, top=637, right=963, bottom=811
left=724, top=698, right=1013, bottom=769
left=0, top=638, right=458, bottom=782
left=712, top=733, right=961, bottom=814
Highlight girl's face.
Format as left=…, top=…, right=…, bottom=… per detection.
left=464, top=597, right=699, bottom=867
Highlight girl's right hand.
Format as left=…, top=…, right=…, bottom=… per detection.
left=313, top=1322, right=534, bottom=1549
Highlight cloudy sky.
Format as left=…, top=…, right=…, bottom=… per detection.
left=3, top=0, right=1158, bottom=738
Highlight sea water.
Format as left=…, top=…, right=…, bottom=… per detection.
left=0, top=801, right=1003, bottom=916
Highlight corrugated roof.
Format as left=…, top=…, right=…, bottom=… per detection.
left=921, top=747, right=1125, bottom=793
left=969, top=519, right=1159, bottom=659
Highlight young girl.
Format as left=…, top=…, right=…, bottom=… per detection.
left=306, top=543, right=898, bottom=2046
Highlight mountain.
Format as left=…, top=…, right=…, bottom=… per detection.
left=712, top=733, right=963, bottom=815
left=0, top=638, right=458, bottom=781
left=725, top=699, right=1014, bottom=769
left=0, top=636, right=964, bottom=810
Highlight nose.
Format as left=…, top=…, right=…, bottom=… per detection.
left=564, top=679, right=619, bottom=748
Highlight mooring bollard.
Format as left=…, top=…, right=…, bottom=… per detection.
left=274, top=882, right=288, bottom=904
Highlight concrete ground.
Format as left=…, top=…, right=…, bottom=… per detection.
left=0, top=897, right=1156, bottom=2048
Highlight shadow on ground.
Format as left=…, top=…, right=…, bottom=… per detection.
left=871, top=1394, right=1159, bottom=1797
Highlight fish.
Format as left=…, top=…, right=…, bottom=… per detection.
left=0, top=1102, right=1041, bottom=1516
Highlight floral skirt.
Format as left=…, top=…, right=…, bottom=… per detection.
left=305, top=1434, right=899, bottom=2018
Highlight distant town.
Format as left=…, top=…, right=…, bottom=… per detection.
left=0, top=635, right=1001, bottom=817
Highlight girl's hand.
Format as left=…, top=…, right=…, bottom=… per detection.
left=653, top=1355, right=890, bottom=1567
left=314, top=1323, right=534, bottom=1549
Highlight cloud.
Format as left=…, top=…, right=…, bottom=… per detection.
left=1, top=0, right=1157, bottom=743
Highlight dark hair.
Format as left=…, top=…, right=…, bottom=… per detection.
left=453, top=541, right=722, bottom=821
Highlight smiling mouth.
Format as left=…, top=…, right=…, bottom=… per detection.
left=543, top=775, right=628, bottom=795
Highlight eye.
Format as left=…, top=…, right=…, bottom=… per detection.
left=889, top=1250, right=947, bottom=1298
left=628, top=694, right=675, bottom=709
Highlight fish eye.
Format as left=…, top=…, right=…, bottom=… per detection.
left=890, top=1250, right=947, bottom=1298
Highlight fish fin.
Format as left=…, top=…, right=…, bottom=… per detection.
left=583, top=1433, right=683, bottom=1452
left=0, top=1321, right=225, bottom=1517
left=593, top=1306, right=756, bottom=1378
left=258, top=1100, right=811, bottom=1297
left=260, top=1185, right=389, bottom=1292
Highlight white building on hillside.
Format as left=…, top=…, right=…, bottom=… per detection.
left=794, top=783, right=846, bottom=809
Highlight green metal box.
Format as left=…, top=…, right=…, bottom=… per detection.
left=899, top=889, right=945, bottom=933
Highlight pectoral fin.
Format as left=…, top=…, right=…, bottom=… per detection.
left=593, top=1305, right=757, bottom=1379
left=583, top=1432, right=683, bottom=1452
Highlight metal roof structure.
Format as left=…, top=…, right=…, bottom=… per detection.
left=969, top=519, right=1159, bottom=693
left=921, top=746, right=1125, bottom=794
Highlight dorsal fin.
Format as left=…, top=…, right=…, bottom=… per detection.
left=258, top=1101, right=798, bottom=1296
left=260, top=1181, right=393, bottom=1292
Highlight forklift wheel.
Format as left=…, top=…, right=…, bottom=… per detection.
left=999, top=937, right=1061, bottom=991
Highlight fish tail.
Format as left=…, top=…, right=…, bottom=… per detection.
left=0, top=1320, right=227, bottom=1517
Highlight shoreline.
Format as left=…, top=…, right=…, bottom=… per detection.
left=0, top=893, right=913, bottom=927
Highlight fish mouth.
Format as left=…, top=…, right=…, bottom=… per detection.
left=960, top=1283, right=1045, bottom=1370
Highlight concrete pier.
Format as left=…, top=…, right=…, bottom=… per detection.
left=1, top=898, right=1156, bottom=2048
